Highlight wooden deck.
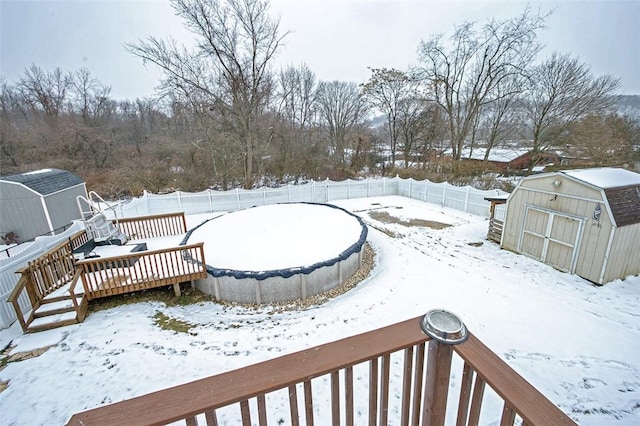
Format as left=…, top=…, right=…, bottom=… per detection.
left=66, top=315, right=577, bottom=426
left=7, top=212, right=206, bottom=333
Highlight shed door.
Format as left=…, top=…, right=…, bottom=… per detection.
left=519, top=207, right=584, bottom=273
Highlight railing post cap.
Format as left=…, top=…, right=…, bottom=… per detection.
left=420, top=309, right=468, bottom=345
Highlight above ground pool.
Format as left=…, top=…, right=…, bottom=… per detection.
left=184, top=203, right=368, bottom=304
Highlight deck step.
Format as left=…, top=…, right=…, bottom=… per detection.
left=27, top=311, right=80, bottom=333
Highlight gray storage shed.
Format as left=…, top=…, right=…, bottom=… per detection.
left=501, top=168, right=640, bottom=284
left=0, top=169, right=87, bottom=242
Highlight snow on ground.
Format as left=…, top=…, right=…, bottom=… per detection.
left=1, top=195, right=639, bottom=425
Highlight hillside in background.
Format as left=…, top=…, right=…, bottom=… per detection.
left=616, top=94, right=640, bottom=118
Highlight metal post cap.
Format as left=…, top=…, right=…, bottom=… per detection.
left=420, top=309, right=468, bottom=345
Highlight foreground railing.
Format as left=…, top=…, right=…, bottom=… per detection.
left=66, top=312, right=576, bottom=426
left=117, top=212, right=188, bottom=240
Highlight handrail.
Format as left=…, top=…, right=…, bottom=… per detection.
left=77, top=243, right=206, bottom=300
left=66, top=315, right=577, bottom=426
left=7, top=275, right=29, bottom=332
left=77, top=191, right=120, bottom=228
left=117, top=212, right=187, bottom=240
left=454, top=333, right=575, bottom=425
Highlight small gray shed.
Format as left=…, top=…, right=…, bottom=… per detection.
left=0, top=169, right=88, bottom=242
left=501, top=167, right=640, bottom=284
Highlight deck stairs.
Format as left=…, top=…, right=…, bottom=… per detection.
left=25, top=283, right=88, bottom=333
left=77, top=191, right=127, bottom=245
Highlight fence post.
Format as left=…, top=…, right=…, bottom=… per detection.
left=347, top=179, right=351, bottom=199
left=288, top=184, right=291, bottom=202
left=144, top=190, right=150, bottom=216
left=326, top=179, right=329, bottom=202
left=236, top=188, right=241, bottom=210
left=442, top=184, right=447, bottom=207
left=263, top=187, right=267, bottom=205
left=208, top=189, right=213, bottom=212
left=311, top=180, right=315, bottom=203
left=177, top=191, right=183, bottom=213
left=424, top=180, right=429, bottom=202
left=383, top=177, right=386, bottom=196
left=409, top=179, right=413, bottom=199
left=464, top=187, right=470, bottom=213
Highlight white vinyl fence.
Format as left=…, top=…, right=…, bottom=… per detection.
left=0, top=177, right=507, bottom=329
left=110, top=177, right=507, bottom=220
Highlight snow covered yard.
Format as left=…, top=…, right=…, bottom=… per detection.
left=1, top=195, right=639, bottom=425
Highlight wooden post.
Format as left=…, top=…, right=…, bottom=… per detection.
left=422, top=340, right=454, bottom=426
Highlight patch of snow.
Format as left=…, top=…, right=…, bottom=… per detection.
left=563, top=167, right=640, bottom=188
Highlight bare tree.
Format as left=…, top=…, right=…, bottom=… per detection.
left=522, top=52, right=620, bottom=169
left=17, top=65, right=72, bottom=123
left=315, top=81, right=366, bottom=164
left=278, top=63, right=316, bottom=130
left=417, top=8, right=547, bottom=160
left=127, top=0, right=287, bottom=188
left=563, top=113, right=635, bottom=167
left=361, top=68, right=418, bottom=166
left=0, top=78, right=23, bottom=169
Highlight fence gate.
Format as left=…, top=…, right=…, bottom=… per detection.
left=518, top=207, right=584, bottom=273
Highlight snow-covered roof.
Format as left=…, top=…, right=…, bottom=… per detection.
left=562, top=168, right=640, bottom=189
left=458, top=148, right=530, bottom=163
left=561, top=168, right=640, bottom=227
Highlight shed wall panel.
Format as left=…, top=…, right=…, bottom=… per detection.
left=0, top=183, right=50, bottom=241
left=44, top=186, right=86, bottom=232
left=604, top=224, right=640, bottom=283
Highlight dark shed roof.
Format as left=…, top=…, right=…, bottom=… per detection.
left=0, top=169, right=84, bottom=196
left=562, top=168, right=640, bottom=227
left=604, top=185, right=640, bottom=227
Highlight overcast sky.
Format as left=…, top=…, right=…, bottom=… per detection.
left=1, top=0, right=638, bottom=100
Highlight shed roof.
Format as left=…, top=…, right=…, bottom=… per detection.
left=0, top=168, right=85, bottom=196
left=561, top=168, right=640, bottom=227
left=562, top=168, right=640, bottom=189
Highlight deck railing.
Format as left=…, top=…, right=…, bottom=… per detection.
left=117, top=212, right=188, bottom=240
left=77, top=243, right=207, bottom=300
left=66, top=315, right=576, bottom=426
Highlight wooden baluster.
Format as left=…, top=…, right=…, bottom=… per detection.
left=257, top=394, right=268, bottom=426
left=468, top=376, right=486, bottom=426
left=412, top=343, right=426, bottom=426
left=401, top=346, right=414, bottom=426
left=331, top=371, right=340, bottom=426
left=456, top=363, right=474, bottom=426
left=345, top=366, right=354, bottom=426
left=240, top=399, right=251, bottom=425
left=500, top=403, right=516, bottom=426
left=380, top=353, right=391, bottom=425
left=304, top=379, right=314, bottom=426
left=369, top=357, right=379, bottom=426
left=289, top=384, right=300, bottom=426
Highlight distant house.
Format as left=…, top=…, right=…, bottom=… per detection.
left=456, top=147, right=561, bottom=172
left=0, top=169, right=88, bottom=242
left=501, top=167, right=640, bottom=284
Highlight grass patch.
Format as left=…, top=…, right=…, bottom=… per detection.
left=89, top=285, right=217, bottom=313
left=153, top=311, right=195, bottom=334
left=368, top=210, right=452, bottom=230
